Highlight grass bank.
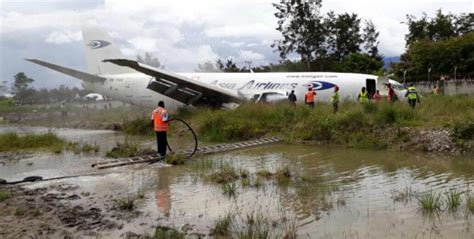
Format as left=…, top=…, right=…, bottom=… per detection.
left=182, top=95, right=473, bottom=150
left=0, top=131, right=99, bottom=154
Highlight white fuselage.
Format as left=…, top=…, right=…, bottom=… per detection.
left=82, top=72, right=405, bottom=110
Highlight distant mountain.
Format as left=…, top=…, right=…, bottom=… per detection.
left=383, top=56, right=400, bottom=69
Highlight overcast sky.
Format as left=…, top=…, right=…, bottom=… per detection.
left=0, top=0, right=472, bottom=89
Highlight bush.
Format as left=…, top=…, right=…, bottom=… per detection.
left=121, top=117, right=152, bottom=135
left=0, top=131, right=67, bottom=152
left=106, top=141, right=153, bottom=158
left=0, top=191, right=11, bottom=202
left=453, top=121, right=474, bottom=140
left=153, top=226, right=185, bottom=239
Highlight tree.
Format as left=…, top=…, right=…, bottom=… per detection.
left=325, top=12, right=363, bottom=62
left=272, top=0, right=325, bottom=69
left=216, top=59, right=242, bottom=72
left=12, top=72, right=35, bottom=104
left=338, top=53, right=384, bottom=74
left=0, top=81, right=9, bottom=95
left=195, top=61, right=221, bottom=72
left=362, top=20, right=382, bottom=60
left=136, top=52, right=163, bottom=68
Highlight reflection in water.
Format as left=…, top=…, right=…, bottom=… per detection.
left=155, top=168, right=171, bottom=217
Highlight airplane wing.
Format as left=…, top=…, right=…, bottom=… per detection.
left=104, top=59, right=242, bottom=106
left=26, top=59, right=106, bottom=83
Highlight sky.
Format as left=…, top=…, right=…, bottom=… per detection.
left=0, top=0, right=472, bottom=89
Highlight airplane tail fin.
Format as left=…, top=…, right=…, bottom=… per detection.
left=81, top=24, right=135, bottom=75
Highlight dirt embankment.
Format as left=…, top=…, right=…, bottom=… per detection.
left=392, top=127, right=472, bottom=154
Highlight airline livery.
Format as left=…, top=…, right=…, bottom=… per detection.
left=27, top=24, right=407, bottom=110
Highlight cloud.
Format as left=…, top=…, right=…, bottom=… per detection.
left=237, top=50, right=265, bottom=62
left=45, top=30, right=82, bottom=44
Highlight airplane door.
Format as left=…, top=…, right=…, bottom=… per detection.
left=366, top=79, right=376, bottom=97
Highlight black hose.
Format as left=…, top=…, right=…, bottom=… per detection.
left=167, top=117, right=198, bottom=158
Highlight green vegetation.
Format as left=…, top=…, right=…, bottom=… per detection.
left=208, top=163, right=239, bottom=184
left=153, top=226, right=185, bottom=239
left=121, top=116, right=152, bottom=135
left=105, top=141, right=153, bottom=158
left=467, top=196, right=474, bottom=213
left=234, top=213, right=272, bottom=239
left=0, top=191, right=11, bottom=202
left=184, top=95, right=473, bottom=150
left=392, top=11, right=473, bottom=81
left=221, top=182, right=238, bottom=198
left=116, top=194, right=138, bottom=211
left=14, top=208, right=26, bottom=217
left=164, top=154, right=187, bottom=165
left=418, top=192, right=443, bottom=214
left=445, top=190, right=461, bottom=211
left=275, top=166, right=292, bottom=185
left=0, top=131, right=66, bottom=152
left=212, top=213, right=233, bottom=236
left=0, top=131, right=100, bottom=154
left=256, top=169, right=273, bottom=178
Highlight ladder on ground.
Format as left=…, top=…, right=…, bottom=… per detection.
left=91, top=137, right=282, bottom=170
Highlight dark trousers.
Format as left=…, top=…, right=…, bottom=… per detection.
left=156, top=131, right=167, bottom=156
left=408, top=99, right=417, bottom=109
left=306, top=102, right=314, bottom=108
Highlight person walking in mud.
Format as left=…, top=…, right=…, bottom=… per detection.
left=151, top=101, right=172, bottom=158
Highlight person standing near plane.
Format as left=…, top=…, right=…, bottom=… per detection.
left=357, top=87, right=369, bottom=104
left=405, top=84, right=420, bottom=109
left=305, top=88, right=316, bottom=108
left=331, top=86, right=340, bottom=113
left=372, top=90, right=382, bottom=102
left=151, top=101, right=171, bottom=158
left=288, top=90, right=297, bottom=105
left=387, top=83, right=397, bottom=103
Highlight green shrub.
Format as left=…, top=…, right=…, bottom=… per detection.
left=453, top=121, right=474, bottom=140
left=0, top=131, right=67, bottom=152
left=153, top=226, right=185, bottom=239
left=106, top=141, right=153, bottom=158
left=0, top=191, right=11, bottom=202
left=121, top=117, right=152, bottom=135
left=165, top=154, right=186, bottom=165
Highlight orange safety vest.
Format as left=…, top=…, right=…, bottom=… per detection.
left=305, top=91, right=315, bottom=103
left=152, top=107, right=168, bottom=132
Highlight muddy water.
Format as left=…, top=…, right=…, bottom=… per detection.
left=1, top=126, right=473, bottom=238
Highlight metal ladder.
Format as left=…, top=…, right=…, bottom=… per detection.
left=91, top=137, right=282, bottom=169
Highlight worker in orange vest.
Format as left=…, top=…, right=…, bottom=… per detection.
left=304, top=87, right=317, bottom=108
left=151, top=101, right=172, bottom=157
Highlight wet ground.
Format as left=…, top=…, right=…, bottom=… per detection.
left=1, top=126, right=473, bottom=238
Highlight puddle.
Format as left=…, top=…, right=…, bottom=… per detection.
left=1, top=126, right=473, bottom=237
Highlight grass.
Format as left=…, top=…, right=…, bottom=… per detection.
left=14, top=208, right=26, bottom=217
left=0, top=131, right=67, bottom=152
left=221, top=182, right=238, bottom=198
left=467, top=195, right=474, bottom=213
left=445, top=190, right=461, bottom=211
left=0, top=131, right=100, bottom=154
left=164, top=154, right=186, bottom=165
left=121, top=116, right=153, bottom=135
left=208, top=163, right=239, bottom=184
left=105, top=141, right=154, bottom=158
left=153, top=226, right=185, bottom=239
left=418, top=192, right=443, bottom=214
left=116, top=194, right=138, bottom=211
left=180, top=95, right=474, bottom=150
left=256, top=169, right=273, bottom=178
left=234, top=213, right=271, bottom=239
left=0, top=191, right=11, bottom=202
left=212, top=213, right=233, bottom=236
left=275, top=166, right=292, bottom=185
